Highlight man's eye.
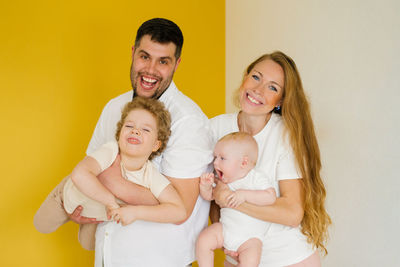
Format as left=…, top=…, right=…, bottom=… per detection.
left=141, top=55, right=149, bottom=60
left=160, top=60, right=168, bottom=65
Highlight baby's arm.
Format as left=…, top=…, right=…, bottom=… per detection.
left=71, top=156, right=119, bottom=210
left=109, top=184, right=186, bottom=226
left=227, top=187, right=276, bottom=208
left=199, top=173, right=215, bottom=201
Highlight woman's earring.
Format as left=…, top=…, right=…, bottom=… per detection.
left=275, top=106, right=281, bottom=111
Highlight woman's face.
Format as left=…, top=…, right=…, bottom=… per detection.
left=239, top=59, right=285, bottom=116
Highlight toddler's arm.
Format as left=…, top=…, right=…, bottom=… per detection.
left=71, top=156, right=119, bottom=211
left=199, top=173, right=215, bottom=201
left=109, top=183, right=186, bottom=226
left=97, top=155, right=159, bottom=206
left=227, top=187, right=277, bottom=208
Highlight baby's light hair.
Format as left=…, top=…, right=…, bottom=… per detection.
left=218, top=132, right=258, bottom=165
left=115, top=96, right=171, bottom=160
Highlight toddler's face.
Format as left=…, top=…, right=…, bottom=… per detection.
left=118, top=108, right=161, bottom=159
left=213, top=140, right=244, bottom=184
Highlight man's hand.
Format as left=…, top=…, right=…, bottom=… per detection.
left=68, top=205, right=103, bottom=224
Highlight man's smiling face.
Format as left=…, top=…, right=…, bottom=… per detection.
left=130, top=34, right=180, bottom=99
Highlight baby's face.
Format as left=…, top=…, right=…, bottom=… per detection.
left=118, top=108, right=161, bottom=159
left=213, top=140, right=245, bottom=184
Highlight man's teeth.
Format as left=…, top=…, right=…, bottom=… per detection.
left=247, top=95, right=261, bottom=104
left=143, top=77, right=157, bottom=83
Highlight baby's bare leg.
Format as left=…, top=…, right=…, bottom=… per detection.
left=195, top=222, right=224, bottom=267
left=236, top=238, right=262, bottom=267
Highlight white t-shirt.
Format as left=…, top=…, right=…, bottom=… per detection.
left=90, top=82, right=214, bottom=267
left=221, top=169, right=274, bottom=251
left=210, top=112, right=314, bottom=267
left=63, top=141, right=170, bottom=221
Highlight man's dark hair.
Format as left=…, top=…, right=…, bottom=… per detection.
left=135, top=18, right=184, bottom=59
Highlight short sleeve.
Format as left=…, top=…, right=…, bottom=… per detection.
left=252, top=169, right=275, bottom=189
left=146, top=162, right=171, bottom=198
left=87, top=141, right=119, bottom=172
left=275, top=141, right=301, bottom=180
left=86, top=91, right=132, bottom=155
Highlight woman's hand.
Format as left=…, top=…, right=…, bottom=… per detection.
left=226, top=191, right=246, bottom=208
left=224, top=248, right=239, bottom=267
left=224, top=248, right=239, bottom=258
left=212, top=180, right=232, bottom=208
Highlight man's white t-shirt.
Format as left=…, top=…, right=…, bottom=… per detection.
left=210, top=112, right=314, bottom=267
left=89, top=82, right=214, bottom=267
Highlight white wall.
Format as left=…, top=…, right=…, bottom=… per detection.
left=226, top=0, right=400, bottom=266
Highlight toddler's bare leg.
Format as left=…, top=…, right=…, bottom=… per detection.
left=33, top=175, right=70, bottom=233
left=236, top=238, right=262, bottom=267
left=196, top=222, right=224, bottom=267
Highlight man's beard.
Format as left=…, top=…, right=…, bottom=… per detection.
left=131, top=71, right=173, bottom=99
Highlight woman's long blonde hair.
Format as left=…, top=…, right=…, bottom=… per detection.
left=243, top=51, right=331, bottom=254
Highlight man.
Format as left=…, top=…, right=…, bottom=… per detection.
left=35, top=18, right=213, bottom=266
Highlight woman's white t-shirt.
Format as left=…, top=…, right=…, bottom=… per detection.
left=210, top=112, right=314, bottom=266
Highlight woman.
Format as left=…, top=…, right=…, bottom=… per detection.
left=210, top=51, right=331, bottom=266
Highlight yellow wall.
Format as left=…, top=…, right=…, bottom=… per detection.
left=0, top=0, right=224, bottom=266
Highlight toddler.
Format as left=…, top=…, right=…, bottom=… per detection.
left=34, top=96, right=186, bottom=248
left=196, top=132, right=276, bottom=267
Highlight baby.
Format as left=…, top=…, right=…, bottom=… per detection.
left=34, top=96, right=186, bottom=248
left=196, top=132, right=276, bottom=267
